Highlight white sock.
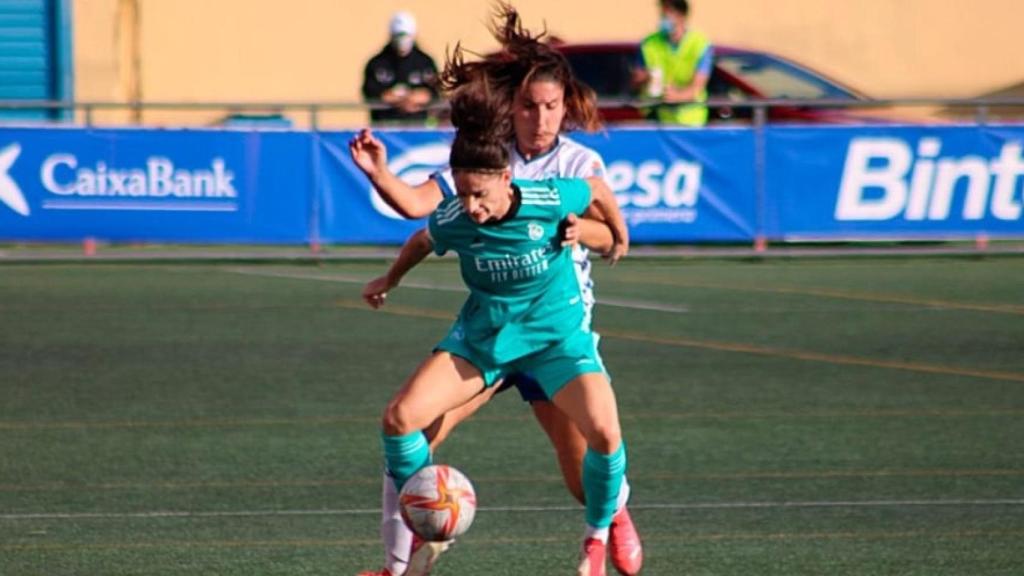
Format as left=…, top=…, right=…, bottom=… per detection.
left=381, top=470, right=414, bottom=575
left=584, top=525, right=610, bottom=543
left=584, top=477, right=627, bottom=545
left=615, top=476, right=631, bottom=514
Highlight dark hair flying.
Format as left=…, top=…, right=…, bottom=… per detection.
left=439, top=2, right=603, bottom=173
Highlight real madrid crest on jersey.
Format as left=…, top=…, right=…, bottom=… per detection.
left=527, top=222, right=544, bottom=241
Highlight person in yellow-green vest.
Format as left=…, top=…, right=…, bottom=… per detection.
left=633, top=0, right=713, bottom=126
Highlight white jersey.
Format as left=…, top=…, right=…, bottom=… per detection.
left=433, top=136, right=606, bottom=324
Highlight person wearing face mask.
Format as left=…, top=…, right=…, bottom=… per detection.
left=633, top=0, right=713, bottom=126
left=361, top=11, right=440, bottom=125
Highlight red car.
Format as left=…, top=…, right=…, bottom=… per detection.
left=552, top=41, right=872, bottom=124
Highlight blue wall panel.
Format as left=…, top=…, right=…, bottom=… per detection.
left=0, top=0, right=72, bottom=120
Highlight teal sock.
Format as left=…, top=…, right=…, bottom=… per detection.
left=582, top=444, right=627, bottom=528
left=381, top=430, right=432, bottom=491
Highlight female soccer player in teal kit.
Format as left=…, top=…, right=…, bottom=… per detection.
left=362, top=68, right=632, bottom=576
left=354, top=9, right=643, bottom=574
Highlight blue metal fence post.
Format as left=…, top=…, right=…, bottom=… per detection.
left=309, top=105, right=323, bottom=254
left=753, top=104, right=768, bottom=252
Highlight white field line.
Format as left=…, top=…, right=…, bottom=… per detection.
left=225, top=268, right=689, bottom=314
left=4, top=499, right=1023, bottom=521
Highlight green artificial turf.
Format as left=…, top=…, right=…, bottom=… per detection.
left=1, top=257, right=1022, bottom=575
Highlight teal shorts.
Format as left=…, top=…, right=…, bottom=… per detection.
left=435, top=324, right=608, bottom=401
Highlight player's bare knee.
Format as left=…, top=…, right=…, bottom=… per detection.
left=586, top=424, right=622, bottom=454
left=381, top=402, right=417, bottom=435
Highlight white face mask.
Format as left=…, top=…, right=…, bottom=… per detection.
left=659, top=16, right=676, bottom=36
left=391, top=35, right=414, bottom=56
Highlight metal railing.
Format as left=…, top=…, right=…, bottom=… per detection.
left=1, top=97, right=1023, bottom=129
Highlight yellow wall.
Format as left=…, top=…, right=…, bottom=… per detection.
left=72, top=0, right=1023, bottom=126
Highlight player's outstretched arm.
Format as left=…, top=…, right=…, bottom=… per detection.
left=584, top=177, right=629, bottom=264
left=348, top=128, right=445, bottom=219
left=363, top=228, right=435, bottom=309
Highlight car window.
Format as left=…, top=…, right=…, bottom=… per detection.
left=562, top=51, right=636, bottom=99
left=707, top=70, right=749, bottom=101
left=715, top=53, right=857, bottom=100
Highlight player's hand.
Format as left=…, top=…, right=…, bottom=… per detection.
left=560, top=213, right=581, bottom=247
left=603, top=239, right=629, bottom=265
left=348, top=129, right=389, bottom=178
left=362, top=275, right=393, bottom=309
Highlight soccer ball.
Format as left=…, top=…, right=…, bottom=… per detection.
left=399, top=464, right=477, bottom=542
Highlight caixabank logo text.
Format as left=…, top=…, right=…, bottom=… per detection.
left=0, top=141, right=240, bottom=217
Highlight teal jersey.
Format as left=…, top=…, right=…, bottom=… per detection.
left=428, top=178, right=592, bottom=365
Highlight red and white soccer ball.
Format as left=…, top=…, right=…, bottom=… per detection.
left=399, top=464, right=477, bottom=542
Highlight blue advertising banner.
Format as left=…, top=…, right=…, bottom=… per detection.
left=0, top=128, right=311, bottom=242
left=765, top=125, right=1024, bottom=239
left=3, top=124, right=1020, bottom=245
left=574, top=129, right=756, bottom=243
left=318, top=128, right=757, bottom=244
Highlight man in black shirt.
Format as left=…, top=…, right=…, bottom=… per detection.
left=361, top=12, right=440, bottom=125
